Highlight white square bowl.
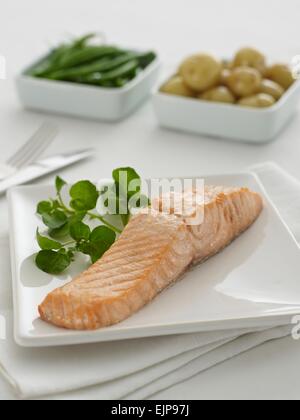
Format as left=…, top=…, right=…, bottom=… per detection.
left=152, top=80, right=300, bottom=143
left=16, top=56, right=161, bottom=122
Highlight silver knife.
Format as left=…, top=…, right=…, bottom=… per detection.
left=0, top=149, right=93, bottom=195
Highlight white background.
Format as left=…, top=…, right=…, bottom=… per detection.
left=1, top=0, right=300, bottom=400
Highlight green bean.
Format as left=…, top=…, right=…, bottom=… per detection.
left=47, top=57, right=112, bottom=80
left=58, top=46, right=122, bottom=69
left=45, top=35, right=100, bottom=73
left=27, top=54, right=57, bottom=77
left=47, top=53, right=138, bottom=80
left=71, top=33, right=96, bottom=49
left=138, top=51, right=156, bottom=69
left=79, top=52, right=154, bottom=86
left=28, top=32, right=157, bottom=89
left=71, top=60, right=141, bottom=88
left=39, top=36, right=96, bottom=75
left=87, top=59, right=139, bottom=83
left=28, top=45, right=70, bottom=77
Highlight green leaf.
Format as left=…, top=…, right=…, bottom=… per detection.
left=42, top=210, right=68, bottom=229
left=69, top=211, right=87, bottom=224
left=49, top=223, right=70, bottom=240
left=112, top=167, right=141, bottom=199
left=50, top=199, right=61, bottom=210
left=36, top=229, right=62, bottom=250
left=70, top=221, right=91, bottom=241
left=90, top=226, right=116, bottom=245
left=77, top=226, right=116, bottom=263
left=77, top=242, right=107, bottom=264
left=34, top=167, right=146, bottom=275
left=55, top=176, right=67, bottom=194
left=70, top=181, right=99, bottom=211
left=37, top=201, right=52, bottom=215
left=76, top=242, right=94, bottom=263
left=48, top=212, right=86, bottom=240
left=35, top=250, right=71, bottom=275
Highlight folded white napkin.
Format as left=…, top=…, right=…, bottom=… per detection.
left=0, top=162, right=298, bottom=400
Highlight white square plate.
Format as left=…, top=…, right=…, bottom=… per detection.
left=8, top=172, right=300, bottom=347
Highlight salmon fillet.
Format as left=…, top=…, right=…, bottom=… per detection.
left=39, top=186, right=263, bottom=330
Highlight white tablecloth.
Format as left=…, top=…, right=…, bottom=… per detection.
left=1, top=0, right=300, bottom=400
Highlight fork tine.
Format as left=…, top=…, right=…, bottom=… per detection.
left=19, top=131, right=56, bottom=166
left=14, top=126, right=58, bottom=169
left=7, top=122, right=52, bottom=166
left=7, top=122, right=58, bottom=168
left=7, top=122, right=58, bottom=167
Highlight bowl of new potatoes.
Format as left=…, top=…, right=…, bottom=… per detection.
left=153, top=47, right=300, bottom=143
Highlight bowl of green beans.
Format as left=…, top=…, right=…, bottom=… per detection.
left=16, top=34, right=160, bottom=121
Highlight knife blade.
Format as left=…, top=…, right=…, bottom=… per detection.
left=0, top=149, right=93, bottom=196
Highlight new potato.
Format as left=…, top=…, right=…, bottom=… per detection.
left=161, top=48, right=293, bottom=109
left=227, top=67, right=262, bottom=97
left=179, top=54, right=222, bottom=92
left=160, top=76, right=195, bottom=97
left=233, top=47, right=266, bottom=75
left=199, top=86, right=235, bottom=104
left=267, top=64, right=295, bottom=90
left=238, top=93, right=275, bottom=108
left=260, top=79, right=284, bottom=100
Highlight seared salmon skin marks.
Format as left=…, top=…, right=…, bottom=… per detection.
left=39, top=187, right=263, bottom=330
left=39, top=211, right=194, bottom=330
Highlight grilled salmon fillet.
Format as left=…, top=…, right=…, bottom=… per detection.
left=39, top=186, right=263, bottom=330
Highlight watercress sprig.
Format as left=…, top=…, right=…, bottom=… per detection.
left=35, top=167, right=148, bottom=275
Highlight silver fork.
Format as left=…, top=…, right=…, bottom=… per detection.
left=0, top=122, right=59, bottom=180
